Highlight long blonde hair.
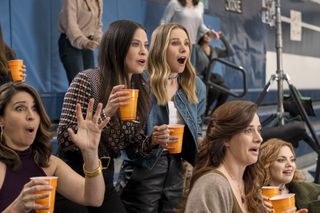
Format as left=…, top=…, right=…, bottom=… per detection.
left=148, top=23, right=198, bottom=105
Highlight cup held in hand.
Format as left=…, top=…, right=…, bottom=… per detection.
left=30, top=176, right=58, bottom=213
left=167, top=124, right=185, bottom=154
left=261, top=186, right=280, bottom=198
left=7, top=59, right=24, bottom=82
left=119, top=89, right=139, bottom=121
left=269, top=193, right=295, bottom=213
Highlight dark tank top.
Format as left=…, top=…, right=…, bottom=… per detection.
left=0, top=147, right=46, bottom=212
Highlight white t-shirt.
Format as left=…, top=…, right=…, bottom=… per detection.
left=168, top=101, right=185, bottom=125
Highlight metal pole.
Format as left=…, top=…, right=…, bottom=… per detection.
left=275, top=0, right=285, bottom=125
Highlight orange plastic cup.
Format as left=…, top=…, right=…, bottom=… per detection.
left=30, top=176, right=58, bottom=213
left=270, top=194, right=295, bottom=213
left=119, top=89, right=139, bottom=121
left=167, top=124, right=185, bottom=154
left=261, top=186, right=280, bottom=198
left=7, top=59, right=24, bottom=81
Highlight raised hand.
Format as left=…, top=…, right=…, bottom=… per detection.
left=67, top=98, right=110, bottom=152
left=208, top=31, right=221, bottom=40
left=103, top=85, right=130, bottom=118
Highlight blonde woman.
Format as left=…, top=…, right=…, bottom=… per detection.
left=120, top=23, right=206, bottom=213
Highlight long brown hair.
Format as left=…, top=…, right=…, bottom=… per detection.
left=0, top=82, right=52, bottom=170
left=98, top=20, right=150, bottom=127
left=256, top=138, right=305, bottom=187
left=190, top=100, right=266, bottom=212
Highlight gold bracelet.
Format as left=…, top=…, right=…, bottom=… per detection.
left=83, top=160, right=102, bottom=178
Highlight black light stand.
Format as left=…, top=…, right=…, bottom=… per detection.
left=259, top=0, right=320, bottom=183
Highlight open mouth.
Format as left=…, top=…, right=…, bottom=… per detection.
left=26, top=127, right=35, bottom=134
left=177, top=56, right=186, bottom=64
left=249, top=147, right=259, bottom=154
left=137, top=59, right=146, bottom=66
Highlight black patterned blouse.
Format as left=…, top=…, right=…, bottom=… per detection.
left=57, top=69, right=152, bottom=159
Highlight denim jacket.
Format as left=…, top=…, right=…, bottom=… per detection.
left=135, top=76, right=206, bottom=169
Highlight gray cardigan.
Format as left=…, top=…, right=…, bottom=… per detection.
left=185, top=170, right=242, bottom=213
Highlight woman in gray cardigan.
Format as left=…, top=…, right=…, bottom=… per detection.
left=185, top=100, right=267, bottom=213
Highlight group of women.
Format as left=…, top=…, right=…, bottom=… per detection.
left=55, top=20, right=205, bottom=213
left=0, top=1, right=319, bottom=212
left=0, top=18, right=206, bottom=213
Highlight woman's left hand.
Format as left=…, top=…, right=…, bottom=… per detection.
left=67, top=98, right=110, bottom=152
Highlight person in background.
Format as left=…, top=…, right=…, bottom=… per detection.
left=58, top=0, right=103, bottom=83
left=160, top=0, right=219, bottom=44
left=191, top=29, right=235, bottom=116
left=120, top=23, right=206, bottom=213
left=184, top=100, right=267, bottom=213
left=256, top=138, right=317, bottom=212
left=56, top=19, right=151, bottom=213
left=0, top=82, right=108, bottom=213
left=0, top=24, right=26, bottom=85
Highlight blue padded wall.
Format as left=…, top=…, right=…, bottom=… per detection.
left=1, top=0, right=319, bottom=120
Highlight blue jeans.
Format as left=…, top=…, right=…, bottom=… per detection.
left=58, top=33, right=95, bottom=83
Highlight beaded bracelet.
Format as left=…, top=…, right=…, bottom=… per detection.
left=83, top=160, right=102, bottom=178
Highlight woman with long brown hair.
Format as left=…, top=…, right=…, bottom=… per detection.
left=57, top=19, right=151, bottom=212
left=0, top=82, right=108, bottom=213
left=185, top=100, right=266, bottom=213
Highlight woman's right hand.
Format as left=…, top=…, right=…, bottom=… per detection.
left=151, top=125, right=171, bottom=148
left=20, top=64, right=27, bottom=82
left=4, top=179, right=52, bottom=213
left=103, top=85, right=130, bottom=118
